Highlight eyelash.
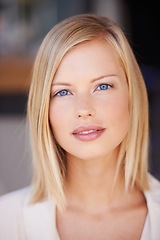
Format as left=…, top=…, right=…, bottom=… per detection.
left=53, top=83, right=113, bottom=97
left=54, top=89, right=71, bottom=97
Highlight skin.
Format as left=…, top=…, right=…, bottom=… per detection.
left=49, top=39, right=147, bottom=240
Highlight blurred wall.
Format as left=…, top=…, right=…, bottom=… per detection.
left=0, top=116, right=31, bottom=195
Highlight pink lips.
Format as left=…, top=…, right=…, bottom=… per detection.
left=72, top=125, right=105, bottom=142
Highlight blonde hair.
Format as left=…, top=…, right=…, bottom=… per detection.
left=27, top=13, right=149, bottom=210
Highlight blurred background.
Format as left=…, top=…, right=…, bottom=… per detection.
left=0, top=0, right=160, bottom=195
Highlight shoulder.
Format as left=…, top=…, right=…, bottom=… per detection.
left=0, top=187, right=31, bottom=216
left=144, top=173, right=160, bottom=210
left=0, top=187, right=31, bottom=240
left=0, top=186, right=31, bottom=214
left=147, top=173, right=160, bottom=202
left=142, top=174, right=160, bottom=239
left=0, top=187, right=59, bottom=240
left=0, top=186, right=31, bottom=205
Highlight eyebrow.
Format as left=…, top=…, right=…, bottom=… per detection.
left=52, top=82, right=72, bottom=87
left=52, top=74, right=118, bottom=86
left=91, top=74, right=118, bottom=83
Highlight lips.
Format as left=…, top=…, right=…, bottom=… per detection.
left=72, top=126, right=105, bottom=141
left=76, top=129, right=97, bottom=135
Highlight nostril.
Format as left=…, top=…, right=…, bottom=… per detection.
left=78, top=113, right=92, bottom=118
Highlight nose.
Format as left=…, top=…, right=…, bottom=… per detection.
left=74, top=96, right=96, bottom=119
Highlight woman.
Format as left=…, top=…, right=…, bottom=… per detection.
left=0, top=13, right=160, bottom=240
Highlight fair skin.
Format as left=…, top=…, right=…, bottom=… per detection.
left=49, top=39, right=147, bottom=239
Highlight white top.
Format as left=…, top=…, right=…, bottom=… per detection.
left=0, top=174, right=160, bottom=240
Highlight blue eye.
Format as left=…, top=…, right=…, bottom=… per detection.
left=97, top=84, right=111, bottom=91
left=56, top=90, right=70, bottom=96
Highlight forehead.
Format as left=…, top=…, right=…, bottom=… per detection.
left=63, top=38, right=119, bottom=63
left=53, top=39, right=124, bottom=81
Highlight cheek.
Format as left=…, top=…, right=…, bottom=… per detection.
left=111, top=98, right=130, bottom=134
left=49, top=102, right=70, bottom=136
left=101, top=94, right=130, bottom=130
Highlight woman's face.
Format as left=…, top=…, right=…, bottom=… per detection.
left=49, top=39, right=130, bottom=161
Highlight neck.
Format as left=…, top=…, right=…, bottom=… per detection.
left=65, top=153, right=125, bottom=211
